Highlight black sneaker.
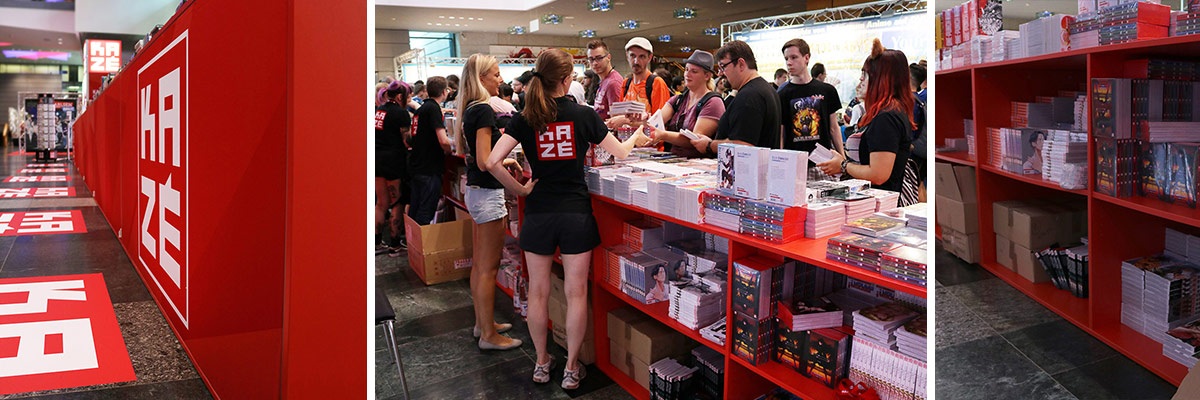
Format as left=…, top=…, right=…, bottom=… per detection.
left=388, top=241, right=407, bottom=257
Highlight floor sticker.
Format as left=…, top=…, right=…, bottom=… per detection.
left=0, top=210, right=86, bottom=236
left=0, top=273, right=135, bottom=394
left=25, top=164, right=66, bottom=168
left=3, top=176, right=70, bottom=183
left=18, top=169, right=67, bottom=174
left=0, top=188, right=76, bottom=198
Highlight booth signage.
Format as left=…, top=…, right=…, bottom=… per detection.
left=86, top=40, right=122, bottom=74
left=0, top=187, right=75, bottom=198
left=0, top=274, right=133, bottom=394
left=137, top=31, right=190, bottom=328
left=0, top=211, right=86, bottom=236
left=19, top=169, right=67, bottom=174
left=3, top=176, right=69, bottom=183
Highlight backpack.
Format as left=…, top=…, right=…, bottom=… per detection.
left=666, top=92, right=721, bottom=132
left=623, top=75, right=660, bottom=105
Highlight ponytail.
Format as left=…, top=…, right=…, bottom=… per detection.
left=524, top=49, right=574, bottom=133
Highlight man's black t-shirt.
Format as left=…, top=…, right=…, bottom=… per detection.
left=503, top=97, right=608, bottom=214
left=463, top=102, right=503, bottom=189
left=778, top=79, right=842, bottom=154
left=715, top=77, right=781, bottom=149
left=859, top=109, right=912, bottom=193
left=409, top=100, right=447, bottom=176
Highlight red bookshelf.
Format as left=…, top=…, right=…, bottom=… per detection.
left=935, top=151, right=974, bottom=166
left=935, top=34, right=1200, bottom=387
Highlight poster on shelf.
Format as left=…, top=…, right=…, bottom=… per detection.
left=730, top=12, right=929, bottom=111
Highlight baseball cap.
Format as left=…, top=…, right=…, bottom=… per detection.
left=625, top=37, right=653, bottom=54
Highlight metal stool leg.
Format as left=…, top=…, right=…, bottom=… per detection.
left=383, top=319, right=410, bottom=399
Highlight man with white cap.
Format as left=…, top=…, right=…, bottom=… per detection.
left=605, top=37, right=671, bottom=128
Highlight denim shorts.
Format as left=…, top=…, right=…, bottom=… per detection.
left=465, top=186, right=508, bottom=224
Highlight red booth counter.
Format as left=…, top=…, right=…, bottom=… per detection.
left=72, top=0, right=367, bottom=397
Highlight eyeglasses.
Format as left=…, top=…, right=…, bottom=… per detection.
left=587, top=54, right=609, bottom=63
left=717, top=59, right=736, bottom=73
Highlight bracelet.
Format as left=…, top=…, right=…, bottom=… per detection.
left=707, top=140, right=715, bottom=154
left=841, top=158, right=850, bottom=173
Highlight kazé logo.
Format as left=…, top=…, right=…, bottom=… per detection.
left=137, top=30, right=189, bottom=328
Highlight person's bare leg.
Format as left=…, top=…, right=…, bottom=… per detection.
left=562, top=251, right=592, bottom=372
left=472, top=218, right=514, bottom=345
left=387, top=179, right=404, bottom=244
left=374, top=178, right=389, bottom=239
left=525, top=252, right=554, bottom=365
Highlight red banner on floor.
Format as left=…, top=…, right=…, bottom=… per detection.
left=19, top=169, right=68, bottom=174
left=0, top=188, right=76, bottom=198
left=3, top=176, right=71, bottom=183
left=0, top=273, right=135, bottom=394
left=0, top=211, right=86, bottom=236
left=25, top=164, right=66, bottom=168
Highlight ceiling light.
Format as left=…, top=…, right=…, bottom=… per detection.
left=448, top=16, right=454, bottom=19
left=619, top=20, right=639, bottom=29
left=589, top=0, right=611, bottom=12
left=579, top=29, right=596, bottom=38
left=468, top=17, right=474, bottom=20
left=1037, top=10, right=1054, bottom=18
left=542, top=14, right=562, bottom=24
left=427, top=23, right=432, bottom=25
left=674, top=8, right=696, bottom=19
left=508, top=26, right=526, bottom=35
left=680, top=46, right=693, bottom=53
left=455, top=24, right=460, bottom=26
left=658, top=35, right=672, bottom=42
left=439, top=15, right=445, bottom=18
left=703, top=27, right=719, bottom=36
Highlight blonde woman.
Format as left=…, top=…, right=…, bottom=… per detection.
left=457, top=54, right=523, bottom=351
left=649, top=50, right=725, bottom=157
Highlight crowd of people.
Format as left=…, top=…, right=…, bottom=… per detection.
left=373, top=34, right=927, bottom=390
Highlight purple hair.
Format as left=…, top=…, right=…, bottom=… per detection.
left=378, top=81, right=411, bottom=105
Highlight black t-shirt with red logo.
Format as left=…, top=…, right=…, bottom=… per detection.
left=503, top=96, right=608, bottom=214
left=375, top=101, right=409, bottom=175
left=409, top=100, right=447, bottom=176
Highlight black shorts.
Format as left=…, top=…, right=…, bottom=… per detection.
left=375, top=149, right=407, bottom=181
left=519, top=212, right=601, bottom=256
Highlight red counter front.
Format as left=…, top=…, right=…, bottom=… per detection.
left=72, top=1, right=366, bottom=397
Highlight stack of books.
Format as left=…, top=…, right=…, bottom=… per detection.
left=879, top=227, right=928, bottom=249
left=624, top=219, right=664, bottom=251
left=620, top=252, right=669, bottom=304
left=1093, top=137, right=1138, bottom=198
left=827, top=233, right=902, bottom=273
left=1069, top=13, right=1101, bottom=49
left=1042, top=129, right=1088, bottom=186
left=740, top=199, right=806, bottom=243
left=674, top=183, right=716, bottom=224
left=732, top=311, right=775, bottom=365
left=668, top=281, right=726, bottom=330
left=895, top=315, right=927, bottom=362
left=986, top=127, right=1003, bottom=169
left=835, top=192, right=877, bottom=223
left=1097, top=1, right=1170, bottom=46
left=806, top=201, right=846, bottom=238
left=1176, top=11, right=1200, bottom=37
left=901, top=202, right=929, bottom=231
left=1147, top=122, right=1200, bottom=143
left=1011, top=101, right=1054, bottom=128
left=849, top=336, right=927, bottom=400
left=859, top=188, right=900, bottom=211
left=852, top=302, right=919, bottom=350
left=587, top=166, right=632, bottom=194
left=1163, top=317, right=1200, bottom=368
left=1122, top=253, right=1188, bottom=335
left=700, top=318, right=726, bottom=346
left=1144, top=262, right=1200, bottom=343
left=1036, top=244, right=1090, bottom=298
left=609, top=100, right=646, bottom=116
left=603, top=245, right=637, bottom=289
left=804, top=328, right=853, bottom=388
left=614, top=171, right=663, bottom=204
left=648, top=358, right=700, bottom=400
left=732, top=258, right=782, bottom=320
left=880, top=246, right=928, bottom=287
left=776, top=297, right=843, bottom=331
left=691, top=346, right=724, bottom=399
left=843, top=215, right=906, bottom=237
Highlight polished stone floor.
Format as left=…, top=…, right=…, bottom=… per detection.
left=0, top=149, right=211, bottom=399
left=375, top=251, right=635, bottom=400
left=935, top=244, right=1178, bottom=400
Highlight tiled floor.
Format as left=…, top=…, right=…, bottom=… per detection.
left=0, top=149, right=211, bottom=399
left=375, top=250, right=635, bottom=400
left=935, top=244, right=1179, bottom=400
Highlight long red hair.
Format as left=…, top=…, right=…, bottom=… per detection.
left=858, top=39, right=917, bottom=131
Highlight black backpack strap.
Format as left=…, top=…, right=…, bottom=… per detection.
left=692, top=92, right=721, bottom=122
left=623, top=77, right=633, bottom=99
left=645, top=76, right=655, bottom=102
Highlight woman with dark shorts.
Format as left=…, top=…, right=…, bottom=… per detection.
left=374, top=81, right=411, bottom=255
left=485, top=49, right=650, bottom=390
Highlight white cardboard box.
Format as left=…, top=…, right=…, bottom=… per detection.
left=733, top=146, right=769, bottom=200
left=766, top=149, right=809, bottom=207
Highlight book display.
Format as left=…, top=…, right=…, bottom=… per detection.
left=935, top=6, right=1200, bottom=386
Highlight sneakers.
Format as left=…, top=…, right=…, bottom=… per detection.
left=388, top=241, right=407, bottom=257
left=532, top=355, right=554, bottom=384
left=561, top=363, right=587, bottom=390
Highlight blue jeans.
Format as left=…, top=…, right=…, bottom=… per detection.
left=408, top=173, right=442, bottom=225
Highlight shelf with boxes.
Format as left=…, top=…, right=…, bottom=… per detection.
left=934, top=16, right=1200, bottom=385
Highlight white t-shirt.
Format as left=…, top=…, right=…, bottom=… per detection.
left=568, top=81, right=587, bottom=105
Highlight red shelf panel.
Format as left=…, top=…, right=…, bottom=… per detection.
left=444, top=195, right=467, bottom=210
left=596, top=359, right=650, bottom=399
left=598, top=281, right=723, bottom=354
left=1090, top=323, right=1188, bottom=386
left=935, top=151, right=975, bottom=166
left=1094, top=193, right=1200, bottom=229
left=935, top=65, right=973, bottom=76
left=591, top=196, right=927, bottom=298
left=978, top=262, right=1090, bottom=328
left=937, top=35, right=1200, bottom=75
left=979, top=165, right=1088, bottom=196
left=729, top=355, right=837, bottom=400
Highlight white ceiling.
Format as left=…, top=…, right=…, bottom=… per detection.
left=376, top=0, right=815, bottom=52
left=934, top=0, right=1190, bottom=30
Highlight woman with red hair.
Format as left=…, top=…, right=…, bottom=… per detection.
left=817, top=39, right=916, bottom=204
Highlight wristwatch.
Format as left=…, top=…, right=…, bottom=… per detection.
left=841, top=158, right=850, bottom=173
left=707, top=140, right=715, bottom=154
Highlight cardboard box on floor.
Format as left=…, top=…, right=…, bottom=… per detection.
left=936, top=195, right=979, bottom=233
left=605, top=307, right=691, bottom=389
left=610, top=339, right=631, bottom=375
left=404, top=214, right=474, bottom=285
left=942, top=227, right=980, bottom=264
left=1014, top=243, right=1050, bottom=283
left=996, top=235, right=1014, bottom=270
left=1174, top=360, right=1200, bottom=399
left=993, top=199, right=1088, bottom=250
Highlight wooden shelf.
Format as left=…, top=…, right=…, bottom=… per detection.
left=935, top=151, right=975, bottom=166
left=978, top=262, right=1091, bottom=328
left=1094, top=193, right=1200, bottom=230
left=591, top=196, right=927, bottom=298
left=978, top=165, right=1088, bottom=197
left=597, top=279, right=723, bottom=354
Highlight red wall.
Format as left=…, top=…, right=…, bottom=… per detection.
left=72, top=1, right=366, bottom=397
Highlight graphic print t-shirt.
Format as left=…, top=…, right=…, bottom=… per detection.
left=778, top=79, right=842, bottom=154
left=503, top=97, right=608, bottom=214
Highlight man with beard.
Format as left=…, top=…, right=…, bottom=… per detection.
left=605, top=37, right=670, bottom=129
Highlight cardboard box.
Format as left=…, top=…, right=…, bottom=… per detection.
left=551, top=330, right=596, bottom=365
left=936, top=195, right=979, bottom=234
left=631, top=354, right=651, bottom=389
left=1174, top=358, right=1200, bottom=399
left=943, top=228, right=981, bottom=264
left=734, top=146, right=769, bottom=200
left=404, top=214, right=474, bottom=285
left=766, top=149, right=809, bottom=206
left=1014, top=243, right=1050, bottom=283
left=992, top=200, right=1028, bottom=239
left=996, top=234, right=1014, bottom=270
left=1010, top=206, right=1059, bottom=250
left=550, top=297, right=594, bottom=343
left=551, top=273, right=566, bottom=303
left=628, top=319, right=690, bottom=364
left=610, top=339, right=632, bottom=375
left=936, top=163, right=978, bottom=203
left=607, top=307, right=649, bottom=347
